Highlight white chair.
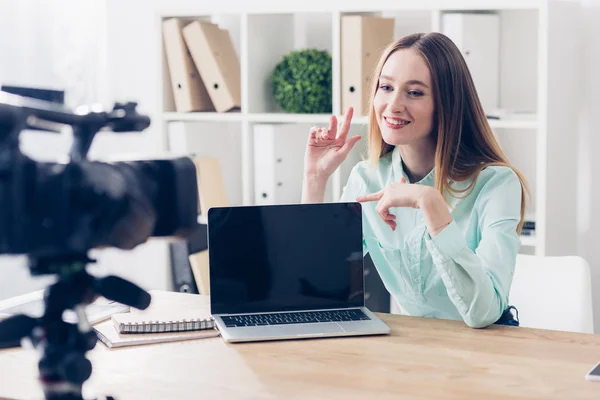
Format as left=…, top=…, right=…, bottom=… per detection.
left=509, top=254, right=595, bottom=333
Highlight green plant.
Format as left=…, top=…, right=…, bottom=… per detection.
left=271, top=49, right=332, bottom=114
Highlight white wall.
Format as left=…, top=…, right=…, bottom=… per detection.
left=578, top=0, right=600, bottom=333
left=0, top=0, right=171, bottom=300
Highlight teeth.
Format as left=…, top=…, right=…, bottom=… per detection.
left=386, top=118, right=409, bottom=126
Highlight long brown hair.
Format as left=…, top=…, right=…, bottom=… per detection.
left=367, top=32, right=528, bottom=232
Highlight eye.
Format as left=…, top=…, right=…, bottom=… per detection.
left=408, top=90, right=424, bottom=97
left=379, top=84, right=393, bottom=91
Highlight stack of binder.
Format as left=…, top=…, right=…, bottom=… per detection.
left=170, top=157, right=229, bottom=295
left=163, top=18, right=214, bottom=112
left=163, top=18, right=241, bottom=113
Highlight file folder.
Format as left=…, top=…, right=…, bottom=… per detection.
left=192, top=157, right=229, bottom=216
left=163, top=18, right=214, bottom=112
left=170, top=215, right=210, bottom=295
left=341, top=16, right=394, bottom=116
left=253, top=124, right=306, bottom=205
left=169, top=240, right=199, bottom=294
left=188, top=250, right=210, bottom=295
left=442, top=13, right=500, bottom=111
left=183, top=21, right=241, bottom=113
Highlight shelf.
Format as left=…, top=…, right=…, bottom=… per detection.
left=352, top=116, right=538, bottom=129
left=163, top=112, right=364, bottom=125
left=163, top=112, right=243, bottom=122
left=162, top=112, right=538, bottom=130
left=520, top=235, right=537, bottom=247
left=155, top=2, right=580, bottom=257
left=488, top=117, right=538, bottom=130
left=247, top=113, right=332, bottom=124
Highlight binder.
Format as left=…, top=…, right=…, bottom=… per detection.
left=186, top=214, right=208, bottom=297
left=162, top=18, right=214, bottom=112
left=183, top=21, right=241, bottom=112
left=442, top=13, right=500, bottom=111
left=170, top=223, right=208, bottom=295
left=253, top=124, right=306, bottom=205
left=185, top=157, right=226, bottom=294
left=189, top=250, right=210, bottom=295
left=341, top=16, right=395, bottom=116
left=169, top=240, right=199, bottom=294
left=192, top=157, right=229, bottom=215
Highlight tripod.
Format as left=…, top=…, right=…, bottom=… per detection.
left=0, top=254, right=151, bottom=399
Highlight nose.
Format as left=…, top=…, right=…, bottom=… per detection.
left=388, top=91, right=407, bottom=114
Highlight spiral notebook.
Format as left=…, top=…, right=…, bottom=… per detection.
left=112, top=312, right=214, bottom=333
left=95, top=319, right=219, bottom=348
left=94, top=291, right=219, bottom=348
left=110, top=290, right=215, bottom=334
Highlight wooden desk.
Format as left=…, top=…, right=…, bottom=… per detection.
left=2, top=301, right=600, bottom=399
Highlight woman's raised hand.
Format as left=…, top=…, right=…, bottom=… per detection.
left=303, top=107, right=362, bottom=182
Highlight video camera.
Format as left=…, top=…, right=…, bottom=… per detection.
left=0, top=91, right=200, bottom=400
left=0, top=92, right=198, bottom=258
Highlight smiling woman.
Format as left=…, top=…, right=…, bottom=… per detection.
left=302, top=32, right=528, bottom=329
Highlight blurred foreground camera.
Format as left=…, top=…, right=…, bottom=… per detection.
left=0, top=92, right=199, bottom=400
left=0, top=93, right=198, bottom=258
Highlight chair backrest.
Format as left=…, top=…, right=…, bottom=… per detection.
left=509, top=254, right=594, bottom=333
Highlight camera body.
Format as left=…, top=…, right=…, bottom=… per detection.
left=0, top=153, right=198, bottom=258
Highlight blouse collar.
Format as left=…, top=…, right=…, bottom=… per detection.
left=391, top=146, right=435, bottom=186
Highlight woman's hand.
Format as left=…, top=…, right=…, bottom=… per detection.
left=357, top=179, right=452, bottom=235
left=304, top=107, right=362, bottom=182
left=356, top=178, right=424, bottom=230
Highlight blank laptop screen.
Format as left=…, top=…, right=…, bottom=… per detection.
left=207, top=203, right=364, bottom=315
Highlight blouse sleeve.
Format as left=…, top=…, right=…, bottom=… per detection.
left=424, top=168, right=522, bottom=328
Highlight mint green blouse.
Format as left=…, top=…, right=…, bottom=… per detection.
left=340, top=147, right=522, bottom=328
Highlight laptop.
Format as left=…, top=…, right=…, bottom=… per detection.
left=207, top=202, right=391, bottom=343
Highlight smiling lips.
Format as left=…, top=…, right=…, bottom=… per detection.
left=384, top=117, right=411, bottom=129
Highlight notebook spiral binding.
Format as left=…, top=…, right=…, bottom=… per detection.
left=115, top=318, right=215, bottom=334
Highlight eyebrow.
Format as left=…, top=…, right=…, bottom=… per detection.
left=379, top=75, right=430, bottom=89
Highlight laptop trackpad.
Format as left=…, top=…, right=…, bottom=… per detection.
left=242, top=322, right=343, bottom=337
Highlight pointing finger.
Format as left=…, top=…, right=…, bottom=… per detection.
left=338, top=107, right=354, bottom=140
left=356, top=190, right=382, bottom=203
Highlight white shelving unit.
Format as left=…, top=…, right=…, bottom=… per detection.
left=156, top=0, right=580, bottom=258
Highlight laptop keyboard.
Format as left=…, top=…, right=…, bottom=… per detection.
left=220, top=309, right=370, bottom=328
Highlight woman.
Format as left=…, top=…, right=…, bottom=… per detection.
left=302, top=32, right=527, bottom=328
